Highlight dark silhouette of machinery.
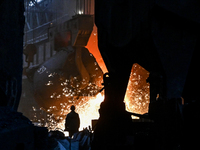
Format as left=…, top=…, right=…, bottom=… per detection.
left=92, top=1, right=200, bottom=150
left=25, top=14, right=103, bottom=115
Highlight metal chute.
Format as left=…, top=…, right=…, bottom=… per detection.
left=33, top=46, right=103, bottom=114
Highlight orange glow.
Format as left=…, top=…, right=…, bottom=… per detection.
left=41, top=27, right=150, bottom=131
left=86, top=25, right=108, bottom=73
left=86, top=26, right=150, bottom=115
left=54, top=93, right=104, bottom=130
left=124, top=64, right=150, bottom=115
left=45, top=64, right=150, bottom=131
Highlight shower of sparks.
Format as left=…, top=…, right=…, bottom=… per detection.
left=41, top=92, right=104, bottom=131
left=31, top=63, right=150, bottom=131
left=48, top=75, right=101, bottom=99
left=54, top=93, right=104, bottom=130
left=124, top=63, right=150, bottom=115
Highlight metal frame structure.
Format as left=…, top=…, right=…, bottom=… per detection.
left=24, top=0, right=93, bottom=45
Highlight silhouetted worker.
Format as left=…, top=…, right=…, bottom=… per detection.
left=65, top=105, right=80, bottom=137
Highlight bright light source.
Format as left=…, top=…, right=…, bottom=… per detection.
left=29, top=0, right=42, bottom=7
left=29, top=1, right=34, bottom=6
left=78, top=11, right=83, bottom=15
left=64, top=131, right=69, bottom=137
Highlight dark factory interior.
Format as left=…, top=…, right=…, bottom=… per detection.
left=0, top=0, right=200, bottom=149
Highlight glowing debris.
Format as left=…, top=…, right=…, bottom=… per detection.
left=33, top=63, right=150, bottom=131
